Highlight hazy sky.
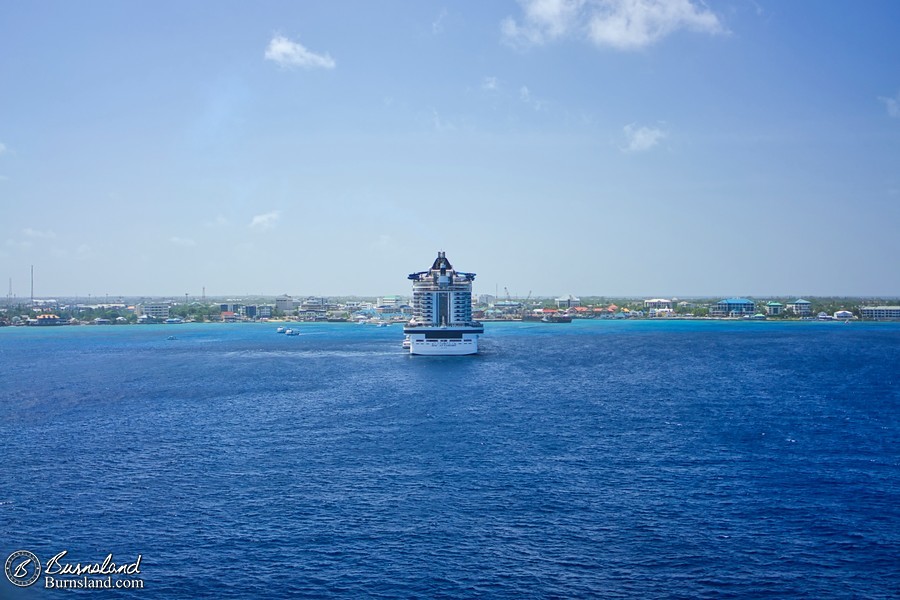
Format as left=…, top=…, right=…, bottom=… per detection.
left=2, top=1, right=899, bottom=298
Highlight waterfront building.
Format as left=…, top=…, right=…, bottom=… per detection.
left=376, top=304, right=411, bottom=319
left=220, top=302, right=242, bottom=314
left=275, top=295, right=293, bottom=314
left=377, top=295, right=405, bottom=308
left=860, top=306, right=900, bottom=320
left=35, top=313, right=60, bottom=326
left=403, top=251, right=483, bottom=355
left=644, top=298, right=673, bottom=310
left=712, top=298, right=756, bottom=317
left=240, top=304, right=273, bottom=319
left=787, top=299, right=812, bottom=316
left=301, top=297, right=337, bottom=313
left=140, top=303, right=170, bottom=319
left=765, top=301, right=784, bottom=316
left=834, top=310, right=854, bottom=320
left=556, top=295, right=580, bottom=309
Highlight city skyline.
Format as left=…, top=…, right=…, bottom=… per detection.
left=2, top=1, right=899, bottom=297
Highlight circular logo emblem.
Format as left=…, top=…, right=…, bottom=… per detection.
left=5, top=550, right=41, bottom=587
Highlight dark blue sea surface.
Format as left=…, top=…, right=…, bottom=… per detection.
left=1, top=320, right=898, bottom=598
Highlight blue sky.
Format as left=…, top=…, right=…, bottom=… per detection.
left=1, top=1, right=899, bottom=298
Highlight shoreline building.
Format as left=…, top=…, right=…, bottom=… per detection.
left=403, top=251, right=483, bottom=355
left=787, top=299, right=812, bottom=316
left=138, top=302, right=170, bottom=320
left=765, top=301, right=784, bottom=316
left=712, top=298, right=756, bottom=317
left=275, top=295, right=294, bottom=314
left=644, top=299, right=673, bottom=311
left=644, top=298, right=673, bottom=317
left=556, top=295, right=581, bottom=309
left=860, top=306, right=900, bottom=320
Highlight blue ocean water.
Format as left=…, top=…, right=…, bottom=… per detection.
left=1, top=320, right=898, bottom=598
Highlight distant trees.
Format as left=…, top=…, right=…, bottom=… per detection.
left=170, top=303, right=219, bottom=321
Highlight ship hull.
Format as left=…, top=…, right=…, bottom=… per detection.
left=403, top=327, right=482, bottom=355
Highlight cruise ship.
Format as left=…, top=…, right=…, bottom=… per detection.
left=403, top=251, right=484, bottom=355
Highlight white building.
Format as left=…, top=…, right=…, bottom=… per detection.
left=644, top=298, right=673, bottom=310
left=275, top=294, right=294, bottom=313
left=139, top=303, right=170, bottom=319
left=556, top=295, right=580, bottom=309
left=378, top=295, right=405, bottom=308
left=860, top=306, right=900, bottom=320
left=787, top=299, right=812, bottom=316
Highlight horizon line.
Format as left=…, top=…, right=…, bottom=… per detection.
left=9, top=292, right=900, bottom=302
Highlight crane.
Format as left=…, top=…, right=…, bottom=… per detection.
left=521, top=291, right=533, bottom=318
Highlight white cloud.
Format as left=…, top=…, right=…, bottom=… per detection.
left=623, top=123, right=666, bottom=152
left=6, top=238, right=32, bottom=249
left=264, top=34, right=336, bottom=69
left=588, top=0, right=724, bottom=50
left=433, top=8, right=449, bottom=34
left=204, top=214, right=228, bottom=228
left=503, top=0, right=725, bottom=51
left=169, top=236, right=198, bottom=247
left=23, top=228, right=56, bottom=239
left=502, top=0, right=583, bottom=45
left=432, top=109, right=455, bottom=132
left=519, top=85, right=545, bottom=110
left=372, top=234, right=393, bottom=249
left=482, top=76, right=499, bottom=91
left=75, top=244, right=94, bottom=260
left=879, top=92, right=900, bottom=118
left=0, top=142, right=6, bottom=154
left=249, top=210, right=281, bottom=230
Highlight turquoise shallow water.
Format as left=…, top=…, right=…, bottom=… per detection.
left=1, top=320, right=899, bottom=598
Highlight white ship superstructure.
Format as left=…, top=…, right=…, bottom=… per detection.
left=403, top=251, right=483, bottom=355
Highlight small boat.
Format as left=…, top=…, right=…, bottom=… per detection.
left=285, top=328, right=300, bottom=336
left=166, top=335, right=176, bottom=340
left=276, top=326, right=285, bottom=333
left=402, top=335, right=411, bottom=349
